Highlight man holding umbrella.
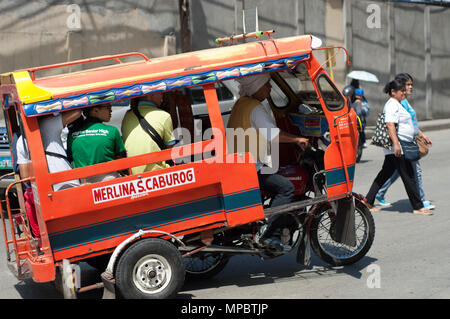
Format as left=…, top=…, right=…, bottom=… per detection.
left=346, top=70, right=378, bottom=149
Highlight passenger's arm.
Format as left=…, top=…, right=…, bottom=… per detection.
left=61, top=109, right=83, bottom=127
left=16, top=136, right=30, bottom=178
left=18, top=164, right=29, bottom=179
left=250, top=106, right=309, bottom=151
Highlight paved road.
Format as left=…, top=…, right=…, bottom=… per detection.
left=184, top=128, right=450, bottom=299
left=1, top=129, right=449, bottom=299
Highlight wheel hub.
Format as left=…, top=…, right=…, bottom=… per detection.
left=133, top=255, right=172, bottom=294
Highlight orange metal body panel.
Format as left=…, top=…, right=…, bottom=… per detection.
left=305, top=55, right=358, bottom=197
left=22, top=255, right=55, bottom=283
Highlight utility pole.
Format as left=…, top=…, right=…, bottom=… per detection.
left=424, top=5, right=432, bottom=119
left=388, top=1, right=396, bottom=78
left=179, top=0, right=192, bottom=52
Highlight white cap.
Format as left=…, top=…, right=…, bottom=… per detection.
left=237, top=73, right=271, bottom=97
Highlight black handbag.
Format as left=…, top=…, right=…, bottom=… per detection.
left=371, top=112, right=392, bottom=150
left=399, top=139, right=420, bottom=162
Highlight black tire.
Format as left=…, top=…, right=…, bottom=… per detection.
left=310, top=199, right=375, bottom=266
left=184, top=252, right=229, bottom=279
left=115, top=238, right=185, bottom=299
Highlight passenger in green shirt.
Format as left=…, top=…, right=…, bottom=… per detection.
left=68, top=103, right=127, bottom=183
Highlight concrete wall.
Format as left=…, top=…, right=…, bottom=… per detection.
left=429, top=6, right=450, bottom=119
left=346, top=0, right=450, bottom=123
left=1, top=0, right=449, bottom=122
left=190, top=0, right=314, bottom=51
left=189, top=0, right=450, bottom=123
left=0, top=0, right=179, bottom=75
left=345, top=0, right=392, bottom=123
left=189, top=0, right=344, bottom=84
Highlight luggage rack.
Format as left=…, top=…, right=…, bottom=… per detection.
left=23, top=52, right=151, bottom=80
left=215, top=29, right=275, bottom=46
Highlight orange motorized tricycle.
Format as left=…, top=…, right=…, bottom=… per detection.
left=0, top=31, right=374, bottom=299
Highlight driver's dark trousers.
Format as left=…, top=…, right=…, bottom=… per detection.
left=366, top=154, right=423, bottom=210
left=258, top=172, right=295, bottom=207
left=258, top=171, right=295, bottom=237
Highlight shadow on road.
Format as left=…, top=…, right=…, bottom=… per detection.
left=11, top=252, right=378, bottom=299
left=180, top=252, right=378, bottom=299
left=13, top=262, right=104, bottom=299
left=379, top=199, right=414, bottom=213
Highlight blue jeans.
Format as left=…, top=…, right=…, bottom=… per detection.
left=376, top=160, right=425, bottom=203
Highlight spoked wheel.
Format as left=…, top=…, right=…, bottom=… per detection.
left=184, top=252, right=229, bottom=279
left=310, top=199, right=375, bottom=266
left=115, top=238, right=185, bottom=299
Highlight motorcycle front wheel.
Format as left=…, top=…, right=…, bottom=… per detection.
left=310, top=199, right=375, bottom=266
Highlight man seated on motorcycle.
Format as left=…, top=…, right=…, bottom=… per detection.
left=227, top=73, right=309, bottom=251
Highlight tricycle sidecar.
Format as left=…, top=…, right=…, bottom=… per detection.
left=0, top=33, right=373, bottom=299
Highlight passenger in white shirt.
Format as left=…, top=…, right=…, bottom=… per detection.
left=38, top=110, right=82, bottom=190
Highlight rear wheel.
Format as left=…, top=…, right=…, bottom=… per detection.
left=115, top=238, right=185, bottom=299
left=184, top=252, right=229, bottom=279
left=310, top=199, right=375, bottom=266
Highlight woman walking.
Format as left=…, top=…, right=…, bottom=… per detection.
left=365, top=79, right=433, bottom=215
left=375, top=73, right=434, bottom=209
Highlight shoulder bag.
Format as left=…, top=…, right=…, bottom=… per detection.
left=416, top=135, right=429, bottom=158
left=398, top=139, right=420, bottom=162
left=371, top=112, right=392, bottom=150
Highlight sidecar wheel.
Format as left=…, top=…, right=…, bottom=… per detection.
left=115, top=238, right=185, bottom=299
